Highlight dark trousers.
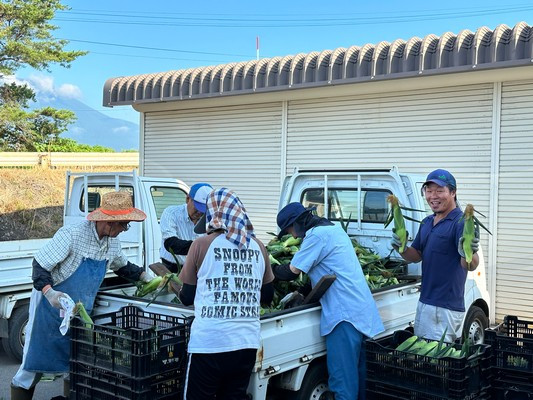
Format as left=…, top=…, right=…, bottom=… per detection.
left=184, top=348, right=256, bottom=400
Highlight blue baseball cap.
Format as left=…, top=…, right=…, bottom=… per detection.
left=424, top=169, right=456, bottom=189
left=189, top=183, right=212, bottom=213
left=276, top=202, right=315, bottom=237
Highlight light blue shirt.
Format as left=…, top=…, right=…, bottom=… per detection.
left=291, top=225, right=384, bottom=337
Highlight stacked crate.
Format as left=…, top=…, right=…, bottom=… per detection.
left=485, top=316, right=533, bottom=400
left=365, top=330, right=491, bottom=400
left=70, top=306, right=191, bottom=400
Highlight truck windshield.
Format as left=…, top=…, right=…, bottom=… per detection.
left=301, top=188, right=391, bottom=224
left=80, top=186, right=133, bottom=212
left=150, top=186, right=187, bottom=222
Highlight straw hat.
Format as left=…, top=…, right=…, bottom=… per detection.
left=87, top=191, right=146, bottom=222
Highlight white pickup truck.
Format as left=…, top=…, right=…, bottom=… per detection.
left=0, top=170, right=190, bottom=361
left=0, top=168, right=490, bottom=400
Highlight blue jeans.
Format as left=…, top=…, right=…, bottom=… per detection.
left=326, top=321, right=366, bottom=400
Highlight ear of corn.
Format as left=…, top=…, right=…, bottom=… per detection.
left=386, top=195, right=407, bottom=253
left=76, top=301, right=93, bottom=328
left=462, top=204, right=476, bottom=268
left=135, top=276, right=163, bottom=297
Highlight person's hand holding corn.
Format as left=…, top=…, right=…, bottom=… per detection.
left=458, top=222, right=480, bottom=259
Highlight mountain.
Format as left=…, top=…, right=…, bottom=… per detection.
left=34, top=97, right=140, bottom=151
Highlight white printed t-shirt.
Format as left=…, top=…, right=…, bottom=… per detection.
left=179, top=232, right=274, bottom=353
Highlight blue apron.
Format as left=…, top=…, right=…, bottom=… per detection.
left=24, top=257, right=107, bottom=373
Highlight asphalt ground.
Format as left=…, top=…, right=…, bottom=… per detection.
left=0, top=348, right=64, bottom=400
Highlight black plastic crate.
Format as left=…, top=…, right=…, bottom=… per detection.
left=69, top=361, right=183, bottom=400
left=367, top=380, right=491, bottom=400
left=491, top=376, right=533, bottom=400
left=70, top=305, right=191, bottom=378
left=366, top=330, right=491, bottom=400
left=485, top=315, right=533, bottom=378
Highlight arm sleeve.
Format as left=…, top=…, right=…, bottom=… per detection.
left=32, top=259, right=54, bottom=291
left=164, top=237, right=193, bottom=256
left=115, top=262, right=144, bottom=281
left=179, top=283, right=196, bottom=306
left=260, top=282, right=274, bottom=305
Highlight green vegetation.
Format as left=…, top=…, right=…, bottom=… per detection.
left=0, top=0, right=88, bottom=151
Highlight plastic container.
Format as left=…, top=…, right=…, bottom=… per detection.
left=365, top=330, right=491, bottom=400
left=70, top=361, right=183, bottom=400
left=485, top=316, right=533, bottom=375
left=70, top=305, right=191, bottom=377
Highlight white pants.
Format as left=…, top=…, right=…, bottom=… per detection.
left=11, top=289, right=45, bottom=389
left=414, top=301, right=464, bottom=342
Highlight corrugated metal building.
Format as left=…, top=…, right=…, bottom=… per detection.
left=103, top=22, right=533, bottom=323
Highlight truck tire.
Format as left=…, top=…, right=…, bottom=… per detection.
left=1, top=305, right=29, bottom=362
left=293, top=362, right=332, bottom=400
left=462, top=305, right=488, bottom=344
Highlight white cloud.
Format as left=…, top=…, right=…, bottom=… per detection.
left=57, top=83, right=82, bottom=100
left=71, top=126, right=86, bottom=134
left=4, top=73, right=83, bottom=101
left=0, top=75, right=28, bottom=86
left=113, top=126, right=130, bottom=133
left=27, top=74, right=54, bottom=94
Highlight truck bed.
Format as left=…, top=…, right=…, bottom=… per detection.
left=94, top=278, right=421, bottom=377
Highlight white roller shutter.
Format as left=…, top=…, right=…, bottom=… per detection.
left=496, top=80, right=533, bottom=321
left=286, top=83, right=494, bottom=269
left=143, top=103, right=282, bottom=242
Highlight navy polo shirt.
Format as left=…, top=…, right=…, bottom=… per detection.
left=411, top=207, right=467, bottom=312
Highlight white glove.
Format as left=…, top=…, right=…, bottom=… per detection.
left=390, top=232, right=402, bottom=252
left=139, top=271, right=151, bottom=283
left=390, top=228, right=408, bottom=253
left=44, top=288, right=72, bottom=309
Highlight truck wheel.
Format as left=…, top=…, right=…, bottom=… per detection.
left=294, top=362, right=332, bottom=400
left=1, top=305, right=29, bottom=362
left=462, top=305, right=488, bottom=344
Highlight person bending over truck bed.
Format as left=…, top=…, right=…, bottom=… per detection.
left=11, top=191, right=150, bottom=400
left=390, top=169, right=480, bottom=342
left=159, top=182, right=213, bottom=272
left=178, top=188, right=274, bottom=400
left=272, top=202, right=384, bottom=400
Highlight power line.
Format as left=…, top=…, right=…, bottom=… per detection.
left=60, top=39, right=252, bottom=58
left=53, top=5, right=533, bottom=27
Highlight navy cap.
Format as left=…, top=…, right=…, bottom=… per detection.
left=423, top=169, right=456, bottom=189
left=277, top=202, right=314, bottom=237
left=188, top=183, right=212, bottom=214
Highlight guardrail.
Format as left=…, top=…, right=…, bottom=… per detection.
left=0, top=152, right=139, bottom=168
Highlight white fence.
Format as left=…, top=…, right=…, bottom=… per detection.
left=0, top=152, right=139, bottom=168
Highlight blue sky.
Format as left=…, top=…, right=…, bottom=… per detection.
left=14, top=0, right=533, bottom=125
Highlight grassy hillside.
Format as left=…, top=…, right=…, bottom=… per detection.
left=0, top=167, right=125, bottom=241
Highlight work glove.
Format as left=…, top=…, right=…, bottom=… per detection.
left=390, top=228, right=409, bottom=253
left=44, top=288, right=72, bottom=310
left=458, top=223, right=480, bottom=258
left=272, top=263, right=300, bottom=281
left=139, top=271, right=151, bottom=283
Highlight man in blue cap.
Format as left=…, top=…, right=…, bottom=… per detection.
left=391, top=169, right=480, bottom=342
left=160, top=182, right=213, bottom=272
left=274, top=202, right=384, bottom=400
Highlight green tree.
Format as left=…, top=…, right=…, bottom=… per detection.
left=0, top=0, right=87, bottom=151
